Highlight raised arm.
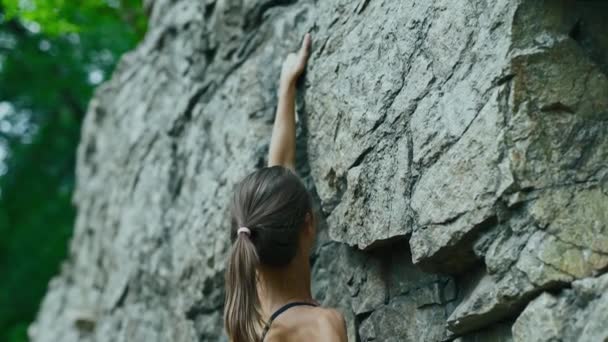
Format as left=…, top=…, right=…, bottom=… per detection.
left=268, top=33, right=311, bottom=170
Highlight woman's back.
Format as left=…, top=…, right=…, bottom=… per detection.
left=263, top=305, right=346, bottom=342
left=224, top=33, right=347, bottom=342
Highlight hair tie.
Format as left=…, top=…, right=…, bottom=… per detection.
left=237, top=227, right=251, bottom=236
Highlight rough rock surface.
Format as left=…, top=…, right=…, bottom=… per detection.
left=30, top=0, right=608, bottom=341
left=512, top=273, right=608, bottom=342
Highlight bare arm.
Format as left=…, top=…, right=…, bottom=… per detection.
left=268, top=33, right=311, bottom=170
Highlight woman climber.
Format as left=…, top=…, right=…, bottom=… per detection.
left=223, top=33, right=348, bottom=342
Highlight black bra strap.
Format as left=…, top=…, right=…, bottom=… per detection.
left=269, top=301, right=317, bottom=321
left=260, top=301, right=318, bottom=341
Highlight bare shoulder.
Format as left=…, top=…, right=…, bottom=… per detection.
left=313, top=307, right=347, bottom=341
left=266, top=306, right=347, bottom=342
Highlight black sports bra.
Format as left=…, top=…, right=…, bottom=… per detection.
left=260, top=301, right=318, bottom=341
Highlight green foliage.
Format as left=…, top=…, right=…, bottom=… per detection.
left=0, top=1, right=147, bottom=341
left=2, top=0, right=79, bottom=34
left=1, top=0, right=147, bottom=36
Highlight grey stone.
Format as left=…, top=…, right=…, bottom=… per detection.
left=448, top=186, right=608, bottom=335
left=512, top=273, right=608, bottom=342
left=453, top=321, right=513, bottom=342
left=358, top=297, right=450, bottom=342
left=29, top=0, right=608, bottom=341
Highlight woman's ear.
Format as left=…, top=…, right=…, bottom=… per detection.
left=304, top=212, right=316, bottom=238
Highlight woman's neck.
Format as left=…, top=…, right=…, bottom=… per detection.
left=257, top=254, right=313, bottom=316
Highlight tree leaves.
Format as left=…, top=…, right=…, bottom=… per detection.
left=0, top=2, right=147, bottom=341
left=1, top=0, right=147, bottom=36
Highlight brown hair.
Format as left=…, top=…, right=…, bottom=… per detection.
left=224, top=166, right=313, bottom=342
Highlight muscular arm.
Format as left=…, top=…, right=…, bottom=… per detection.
left=268, top=34, right=311, bottom=170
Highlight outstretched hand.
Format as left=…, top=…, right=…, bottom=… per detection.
left=269, top=33, right=311, bottom=170
left=280, top=33, right=311, bottom=87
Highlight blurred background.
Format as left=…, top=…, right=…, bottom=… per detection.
left=0, top=1, right=147, bottom=341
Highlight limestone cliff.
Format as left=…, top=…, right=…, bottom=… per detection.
left=30, top=0, right=608, bottom=341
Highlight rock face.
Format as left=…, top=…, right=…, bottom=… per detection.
left=512, top=273, right=608, bottom=342
left=30, top=0, right=608, bottom=341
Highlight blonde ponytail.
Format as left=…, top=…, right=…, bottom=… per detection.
left=224, top=233, right=263, bottom=342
